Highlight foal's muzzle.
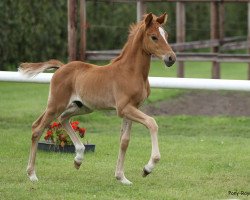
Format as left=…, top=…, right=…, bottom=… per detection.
left=163, top=52, right=176, bottom=67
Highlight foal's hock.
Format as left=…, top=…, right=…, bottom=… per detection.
left=20, top=13, right=176, bottom=185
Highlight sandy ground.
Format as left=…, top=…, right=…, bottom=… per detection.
left=143, top=91, right=250, bottom=116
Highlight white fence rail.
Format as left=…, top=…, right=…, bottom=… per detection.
left=0, top=71, right=53, bottom=83
left=149, top=77, right=250, bottom=91
left=1, top=71, right=250, bottom=91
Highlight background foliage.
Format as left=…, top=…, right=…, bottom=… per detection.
left=0, top=0, right=248, bottom=70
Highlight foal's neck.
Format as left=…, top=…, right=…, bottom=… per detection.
left=113, top=33, right=151, bottom=80
left=128, top=46, right=151, bottom=80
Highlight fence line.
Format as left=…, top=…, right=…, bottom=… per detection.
left=85, top=51, right=250, bottom=63
left=71, top=0, right=250, bottom=79
left=0, top=71, right=53, bottom=83
left=1, top=71, right=250, bottom=91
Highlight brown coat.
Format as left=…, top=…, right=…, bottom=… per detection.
left=21, top=13, right=176, bottom=184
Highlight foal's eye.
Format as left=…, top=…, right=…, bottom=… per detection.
left=151, top=36, right=158, bottom=42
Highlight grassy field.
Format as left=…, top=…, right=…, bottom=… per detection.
left=150, top=61, right=249, bottom=80
left=0, top=62, right=249, bottom=200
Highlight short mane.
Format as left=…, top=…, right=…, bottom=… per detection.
left=111, top=21, right=144, bottom=63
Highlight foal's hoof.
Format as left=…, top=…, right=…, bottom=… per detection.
left=74, top=160, right=81, bottom=170
left=28, top=173, right=38, bottom=182
left=116, top=176, right=133, bottom=185
left=120, top=178, right=133, bottom=185
left=142, top=167, right=151, bottom=177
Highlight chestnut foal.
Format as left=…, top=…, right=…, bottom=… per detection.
left=20, top=13, right=176, bottom=185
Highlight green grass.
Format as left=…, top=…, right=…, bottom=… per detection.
left=0, top=62, right=249, bottom=200
left=150, top=61, right=248, bottom=80
left=88, top=60, right=248, bottom=80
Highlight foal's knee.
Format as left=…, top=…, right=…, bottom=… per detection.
left=31, top=121, right=39, bottom=132
left=146, top=117, right=158, bottom=133
left=31, top=124, right=42, bottom=142
left=31, top=132, right=41, bottom=142
left=121, top=137, right=130, bottom=151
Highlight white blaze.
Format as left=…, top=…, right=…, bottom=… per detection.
left=159, top=27, right=168, bottom=44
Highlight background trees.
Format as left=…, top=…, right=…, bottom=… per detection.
left=0, top=1, right=247, bottom=70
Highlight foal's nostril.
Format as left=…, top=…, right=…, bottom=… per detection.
left=163, top=53, right=176, bottom=67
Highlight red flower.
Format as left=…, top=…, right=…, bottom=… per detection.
left=71, top=124, right=78, bottom=131
left=71, top=121, right=79, bottom=131
left=47, top=130, right=52, bottom=136
left=78, top=128, right=86, bottom=138
left=51, top=122, right=59, bottom=128
left=44, top=130, right=53, bottom=141
left=71, top=121, right=79, bottom=126
left=44, top=121, right=86, bottom=147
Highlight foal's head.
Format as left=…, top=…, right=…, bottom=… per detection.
left=142, top=13, right=176, bottom=67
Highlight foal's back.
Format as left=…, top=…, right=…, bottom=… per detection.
left=50, top=61, right=117, bottom=110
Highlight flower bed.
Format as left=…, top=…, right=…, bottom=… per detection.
left=38, top=141, right=95, bottom=153
left=38, top=121, right=95, bottom=153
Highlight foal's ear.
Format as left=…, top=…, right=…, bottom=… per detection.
left=145, top=13, right=153, bottom=28
left=156, top=13, right=168, bottom=25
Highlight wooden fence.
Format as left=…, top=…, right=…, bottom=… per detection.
left=68, top=0, right=250, bottom=79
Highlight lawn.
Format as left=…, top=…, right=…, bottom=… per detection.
left=150, top=61, right=249, bottom=80
left=0, top=61, right=249, bottom=200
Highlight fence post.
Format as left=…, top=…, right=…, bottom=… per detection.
left=68, top=0, right=77, bottom=61
left=137, top=0, right=146, bottom=22
left=219, top=1, right=225, bottom=44
left=176, top=1, right=186, bottom=78
left=80, top=0, right=86, bottom=61
left=210, top=1, right=220, bottom=79
left=248, top=2, right=250, bottom=80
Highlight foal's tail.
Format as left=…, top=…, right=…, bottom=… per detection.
left=19, top=59, right=64, bottom=77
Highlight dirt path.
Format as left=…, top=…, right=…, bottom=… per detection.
left=143, top=91, right=250, bottom=116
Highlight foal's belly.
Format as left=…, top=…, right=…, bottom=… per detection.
left=81, top=97, right=116, bottom=110
left=72, top=84, right=115, bottom=110
left=75, top=87, right=116, bottom=110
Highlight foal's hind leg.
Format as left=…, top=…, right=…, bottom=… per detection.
left=60, top=120, right=85, bottom=169
left=27, top=109, right=57, bottom=181
left=58, top=102, right=92, bottom=169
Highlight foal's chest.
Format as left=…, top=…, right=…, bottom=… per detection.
left=131, top=80, right=150, bottom=107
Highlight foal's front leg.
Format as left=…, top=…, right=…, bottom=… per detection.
left=122, top=105, right=161, bottom=177
left=115, top=118, right=132, bottom=185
